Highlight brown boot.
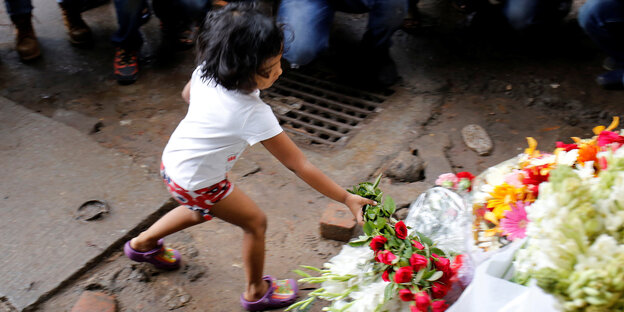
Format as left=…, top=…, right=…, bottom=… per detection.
left=59, top=2, right=92, bottom=45
left=10, top=13, right=41, bottom=61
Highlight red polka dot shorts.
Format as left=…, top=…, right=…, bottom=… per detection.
left=160, top=163, right=233, bottom=220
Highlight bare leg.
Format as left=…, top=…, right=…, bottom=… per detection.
left=208, top=187, right=269, bottom=302
left=130, top=205, right=206, bottom=251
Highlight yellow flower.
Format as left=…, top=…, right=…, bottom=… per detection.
left=487, top=183, right=523, bottom=219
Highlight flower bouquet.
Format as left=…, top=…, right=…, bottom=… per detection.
left=511, top=119, right=624, bottom=311
left=443, top=117, right=624, bottom=311
left=286, top=176, right=463, bottom=312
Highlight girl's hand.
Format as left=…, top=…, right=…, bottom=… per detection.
left=344, top=193, right=377, bottom=225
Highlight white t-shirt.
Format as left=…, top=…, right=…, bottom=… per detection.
left=162, top=67, right=283, bottom=190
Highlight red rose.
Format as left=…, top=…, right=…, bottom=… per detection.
left=456, top=171, right=474, bottom=181
left=370, top=235, right=388, bottom=253
left=431, top=300, right=450, bottom=312
left=375, top=250, right=397, bottom=265
left=382, top=269, right=392, bottom=282
left=410, top=253, right=428, bottom=271
left=412, top=240, right=424, bottom=250
left=399, top=289, right=415, bottom=301
left=395, top=221, right=408, bottom=239
left=431, top=282, right=450, bottom=299
left=394, top=266, right=414, bottom=284
left=414, top=291, right=431, bottom=311
left=432, top=254, right=450, bottom=271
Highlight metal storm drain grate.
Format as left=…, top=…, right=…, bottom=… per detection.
left=262, top=70, right=392, bottom=147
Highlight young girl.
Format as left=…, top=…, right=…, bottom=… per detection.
left=123, top=3, right=375, bottom=311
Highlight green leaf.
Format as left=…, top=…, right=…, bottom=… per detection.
left=383, top=196, right=396, bottom=215
left=293, top=269, right=311, bottom=278
left=420, top=235, right=433, bottom=246
left=373, top=174, right=382, bottom=189
left=427, top=271, right=444, bottom=281
left=430, top=248, right=445, bottom=257
left=300, top=265, right=323, bottom=273
left=413, top=268, right=425, bottom=284
left=422, top=270, right=434, bottom=280
left=363, top=221, right=375, bottom=236
left=383, top=283, right=395, bottom=302
left=348, top=239, right=368, bottom=247
left=375, top=218, right=387, bottom=230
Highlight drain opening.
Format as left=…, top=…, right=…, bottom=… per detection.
left=263, top=70, right=392, bottom=147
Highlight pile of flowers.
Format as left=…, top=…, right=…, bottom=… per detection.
left=464, top=117, right=622, bottom=252
left=287, top=176, right=462, bottom=312
left=511, top=120, right=624, bottom=311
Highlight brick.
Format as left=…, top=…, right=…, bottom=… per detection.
left=70, top=291, right=116, bottom=312
left=320, top=202, right=356, bottom=242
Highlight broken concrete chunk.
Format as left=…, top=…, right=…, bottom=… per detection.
left=461, top=124, right=493, bottom=156
left=385, top=151, right=425, bottom=182
left=52, top=109, right=102, bottom=134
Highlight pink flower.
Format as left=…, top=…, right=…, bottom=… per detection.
left=435, top=173, right=458, bottom=188
left=394, top=266, right=414, bottom=283
left=399, top=288, right=415, bottom=301
left=375, top=250, right=397, bottom=265
left=395, top=221, right=408, bottom=240
left=370, top=235, right=387, bottom=253
left=500, top=201, right=529, bottom=240
left=412, top=240, right=424, bottom=250
left=598, top=131, right=624, bottom=147
left=410, top=253, right=428, bottom=271
left=431, top=300, right=450, bottom=312
left=414, top=291, right=431, bottom=311
left=504, top=170, right=525, bottom=188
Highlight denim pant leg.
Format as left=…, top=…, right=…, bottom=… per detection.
left=343, top=0, right=406, bottom=50
left=502, top=0, right=571, bottom=31
left=111, top=0, right=149, bottom=49
left=578, top=0, right=624, bottom=64
left=4, top=0, right=33, bottom=16
left=277, top=0, right=334, bottom=67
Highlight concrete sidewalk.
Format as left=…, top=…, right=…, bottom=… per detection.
left=0, top=97, right=172, bottom=311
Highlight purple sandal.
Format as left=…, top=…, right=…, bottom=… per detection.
left=123, top=239, right=181, bottom=270
left=240, top=275, right=298, bottom=311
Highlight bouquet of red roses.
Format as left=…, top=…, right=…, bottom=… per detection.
left=287, top=176, right=463, bottom=312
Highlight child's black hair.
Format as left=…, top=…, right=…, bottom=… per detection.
left=196, top=2, right=284, bottom=92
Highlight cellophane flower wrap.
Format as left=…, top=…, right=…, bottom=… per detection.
left=512, top=118, right=624, bottom=311
left=287, top=176, right=462, bottom=312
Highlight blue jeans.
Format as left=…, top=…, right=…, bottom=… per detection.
left=578, top=0, right=624, bottom=64
left=4, top=0, right=32, bottom=16
left=502, top=0, right=571, bottom=31
left=277, top=0, right=407, bottom=66
left=4, top=0, right=84, bottom=16
left=112, top=0, right=210, bottom=49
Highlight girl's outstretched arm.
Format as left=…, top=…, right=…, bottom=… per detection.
left=262, top=132, right=375, bottom=224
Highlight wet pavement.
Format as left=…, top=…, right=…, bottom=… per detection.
left=1, top=0, right=623, bottom=311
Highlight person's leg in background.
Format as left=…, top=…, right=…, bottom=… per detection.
left=4, top=0, right=39, bottom=60
left=276, top=0, right=334, bottom=68
left=337, top=0, right=407, bottom=86
left=502, top=0, right=571, bottom=33
left=152, top=0, right=210, bottom=50
left=57, top=0, right=92, bottom=45
left=111, top=0, right=149, bottom=84
left=578, top=0, right=624, bottom=89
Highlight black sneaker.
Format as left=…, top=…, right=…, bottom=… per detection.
left=114, top=47, right=138, bottom=85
